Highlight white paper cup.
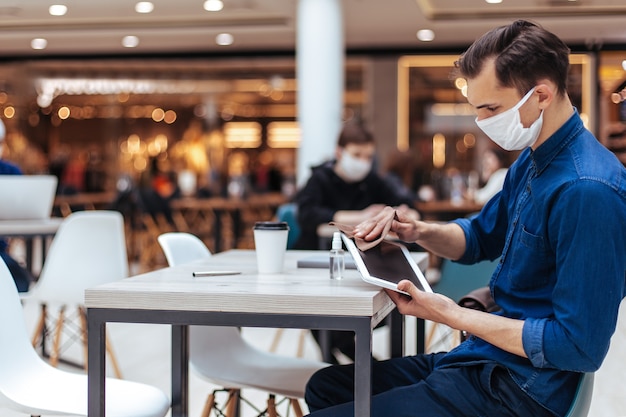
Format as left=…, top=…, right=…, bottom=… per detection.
left=253, top=221, right=290, bottom=274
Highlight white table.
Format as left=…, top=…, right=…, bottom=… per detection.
left=86, top=249, right=428, bottom=417
left=0, top=218, right=64, bottom=274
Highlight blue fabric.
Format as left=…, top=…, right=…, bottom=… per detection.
left=0, top=161, right=23, bottom=252
left=442, top=110, right=626, bottom=416
left=0, top=161, right=22, bottom=252
left=0, top=161, right=33, bottom=292
left=0, top=160, right=22, bottom=175
left=306, top=354, right=556, bottom=417
left=0, top=252, right=32, bottom=292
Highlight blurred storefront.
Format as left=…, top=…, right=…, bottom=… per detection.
left=0, top=50, right=624, bottom=206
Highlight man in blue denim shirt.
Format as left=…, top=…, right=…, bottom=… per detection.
left=305, top=20, right=626, bottom=417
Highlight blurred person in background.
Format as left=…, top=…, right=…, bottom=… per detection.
left=294, top=121, right=420, bottom=251
left=0, top=119, right=35, bottom=292
left=472, top=147, right=510, bottom=204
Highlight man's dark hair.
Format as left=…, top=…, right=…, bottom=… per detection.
left=337, top=121, right=374, bottom=148
left=455, top=20, right=571, bottom=97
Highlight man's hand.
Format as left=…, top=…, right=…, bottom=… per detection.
left=354, top=206, right=424, bottom=243
left=385, top=280, right=456, bottom=324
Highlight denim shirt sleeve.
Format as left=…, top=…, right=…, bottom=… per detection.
left=451, top=194, right=507, bottom=265
left=524, top=179, right=626, bottom=371
left=522, top=317, right=547, bottom=366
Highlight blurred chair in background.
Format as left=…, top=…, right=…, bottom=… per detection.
left=24, top=210, right=127, bottom=378
left=275, top=203, right=300, bottom=249
left=565, top=373, right=594, bottom=417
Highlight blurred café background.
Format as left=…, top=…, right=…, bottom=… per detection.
left=1, top=0, right=626, bottom=269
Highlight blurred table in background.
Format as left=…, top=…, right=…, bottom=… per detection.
left=416, top=200, right=483, bottom=222
left=53, top=192, right=116, bottom=217
left=171, top=193, right=288, bottom=253
left=0, top=218, right=64, bottom=276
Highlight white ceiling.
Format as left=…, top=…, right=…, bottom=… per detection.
left=0, top=0, right=625, bottom=56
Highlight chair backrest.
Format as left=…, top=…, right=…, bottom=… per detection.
left=30, top=210, right=128, bottom=305
left=565, top=373, right=594, bottom=417
left=434, top=257, right=499, bottom=303
left=0, top=257, right=53, bottom=400
left=276, top=203, right=300, bottom=249
left=157, top=232, right=212, bottom=267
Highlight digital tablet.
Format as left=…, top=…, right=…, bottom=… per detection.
left=341, top=233, right=432, bottom=296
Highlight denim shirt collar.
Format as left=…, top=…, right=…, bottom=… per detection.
left=530, top=108, right=583, bottom=175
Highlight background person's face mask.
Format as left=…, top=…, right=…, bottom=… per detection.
left=475, top=87, right=543, bottom=151
left=338, top=150, right=372, bottom=182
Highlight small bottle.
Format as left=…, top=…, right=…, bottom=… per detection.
left=329, top=232, right=345, bottom=280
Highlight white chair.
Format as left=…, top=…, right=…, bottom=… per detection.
left=0, top=254, right=170, bottom=417
left=24, top=210, right=128, bottom=378
left=158, top=232, right=212, bottom=266
left=157, top=232, right=329, bottom=417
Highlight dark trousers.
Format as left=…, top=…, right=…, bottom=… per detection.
left=305, top=353, right=556, bottom=417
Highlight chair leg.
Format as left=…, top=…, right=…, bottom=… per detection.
left=105, top=333, right=123, bottom=379
left=31, top=303, right=47, bottom=348
left=225, top=389, right=239, bottom=417
left=425, top=320, right=437, bottom=352
left=267, top=394, right=277, bottom=417
left=201, top=392, right=216, bottom=417
left=78, top=306, right=89, bottom=368
left=269, top=328, right=284, bottom=353
left=426, top=321, right=462, bottom=353
left=290, top=398, right=304, bottom=417
left=271, top=328, right=309, bottom=358
left=49, top=305, right=66, bottom=367
left=296, top=329, right=307, bottom=358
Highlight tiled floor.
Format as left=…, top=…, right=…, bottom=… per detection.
left=6, top=280, right=626, bottom=416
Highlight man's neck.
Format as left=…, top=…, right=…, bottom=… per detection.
left=532, top=95, right=575, bottom=150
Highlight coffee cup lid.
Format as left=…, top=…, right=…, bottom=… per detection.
left=254, top=221, right=289, bottom=231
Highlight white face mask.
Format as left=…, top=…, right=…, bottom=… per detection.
left=475, top=87, right=543, bottom=151
left=338, top=150, right=372, bottom=182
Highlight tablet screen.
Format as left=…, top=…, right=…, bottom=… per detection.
left=357, top=240, right=427, bottom=292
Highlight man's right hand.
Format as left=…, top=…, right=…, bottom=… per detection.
left=354, top=205, right=467, bottom=261
left=353, top=205, right=423, bottom=243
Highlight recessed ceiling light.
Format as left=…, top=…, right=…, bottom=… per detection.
left=216, top=33, right=234, bottom=46
left=135, top=2, right=154, bottom=13
left=622, top=60, right=626, bottom=71
left=31, top=38, right=48, bottom=50
left=485, top=0, right=502, bottom=4
left=49, top=4, right=67, bottom=16
left=122, top=35, right=140, bottom=48
left=417, top=29, right=435, bottom=42
left=204, top=0, right=224, bottom=12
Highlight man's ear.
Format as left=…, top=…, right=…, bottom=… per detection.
left=535, top=82, right=555, bottom=110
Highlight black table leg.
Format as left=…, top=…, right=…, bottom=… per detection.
left=171, top=325, right=189, bottom=417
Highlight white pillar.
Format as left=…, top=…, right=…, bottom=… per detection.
left=296, top=0, right=344, bottom=187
